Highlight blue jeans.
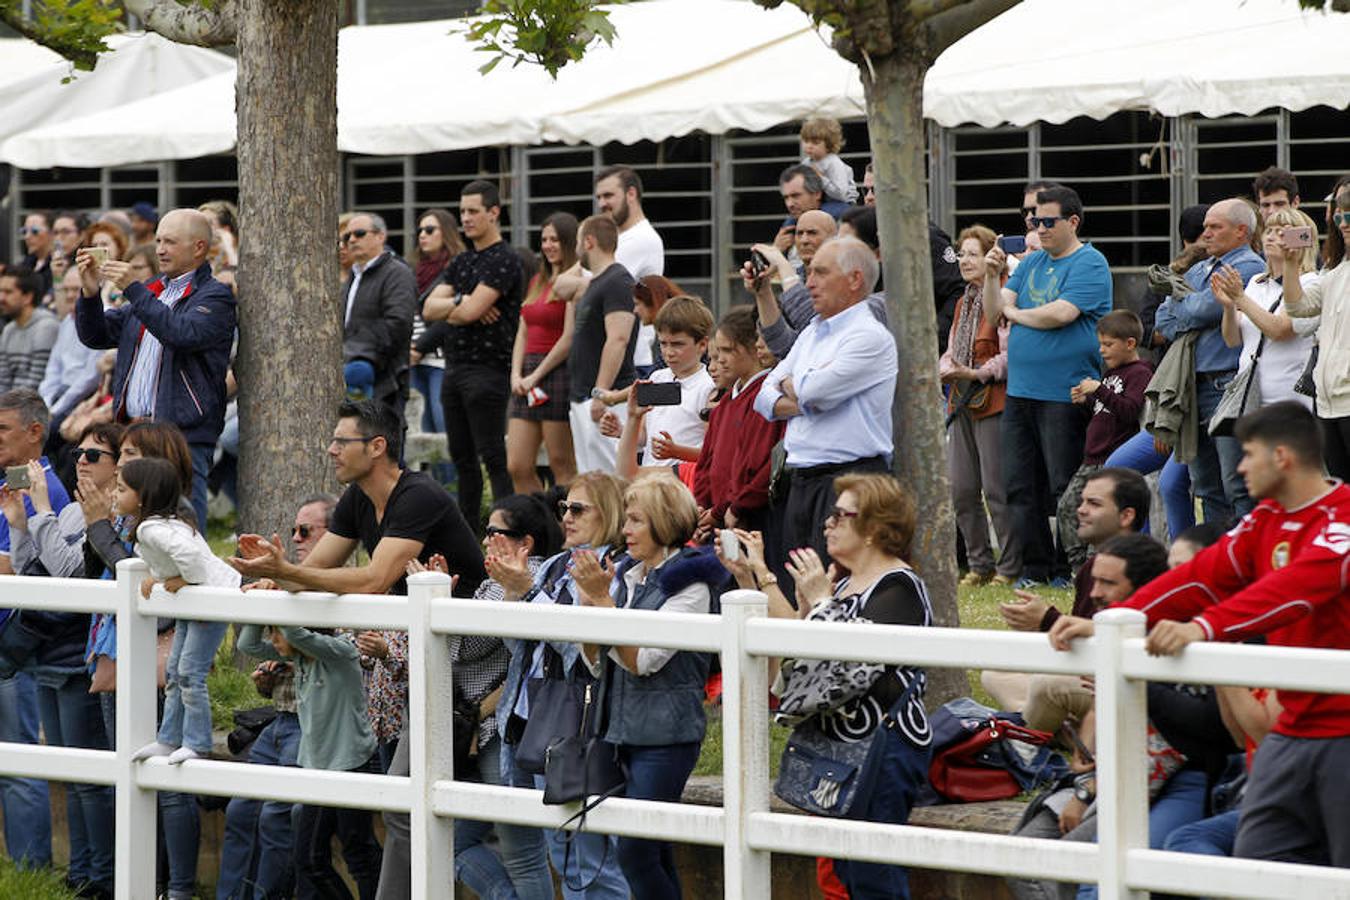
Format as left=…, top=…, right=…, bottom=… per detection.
left=830, top=727, right=931, bottom=900
left=1104, top=430, right=1195, bottom=539
left=161, top=789, right=202, bottom=898
left=217, top=712, right=306, bottom=900
left=0, top=672, right=52, bottom=868
left=499, top=740, right=629, bottom=900
left=1076, top=768, right=1208, bottom=899
left=614, top=741, right=702, bottom=900
left=410, top=364, right=446, bottom=434
left=1001, top=397, right=1087, bottom=582
left=189, top=442, right=214, bottom=533
left=293, top=753, right=383, bottom=900
left=1190, top=376, right=1246, bottom=526
left=37, top=674, right=114, bottom=890
left=158, top=620, right=229, bottom=753
left=1163, top=808, right=1240, bottom=857
left=455, top=736, right=554, bottom=900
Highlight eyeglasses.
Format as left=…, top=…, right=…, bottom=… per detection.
left=418, top=225, right=439, bottom=235
left=1334, top=211, right=1350, bottom=227
left=330, top=435, right=376, bottom=447
left=824, top=507, right=861, bottom=527
left=292, top=524, right=316, bottom=540
left=1028, top=216, right=1064, bottom=230
left=558, top=501, right=593, bottom=518
left=19, top=226, right=47, bottom=236
left=340, top=229, right=370, bottom=243
left=74, top=447, right=116, bottom=464
left=485, top=525, right=525, bottom=539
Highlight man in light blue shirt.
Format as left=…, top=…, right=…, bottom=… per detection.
left=1155, top=198, right=1266, bottom=522
left=755, top=235, right=896, bottom=568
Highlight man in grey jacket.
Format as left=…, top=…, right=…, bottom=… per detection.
left=341, top=213, right=416, bottom=413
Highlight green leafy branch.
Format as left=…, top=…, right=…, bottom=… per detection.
left=0, top=0, right=123, bottom=70
left=457, top=0, right=618, bottom=77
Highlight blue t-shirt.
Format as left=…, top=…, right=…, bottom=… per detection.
left=0, top=457, right=72, bottom=627
left=1005, top=243, right=1113, bottom=402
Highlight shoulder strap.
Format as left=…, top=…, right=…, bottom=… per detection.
left=1250, top=288, right=1285, bottom=364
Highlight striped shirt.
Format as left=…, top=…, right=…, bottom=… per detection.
left=0, top=307, right=59, bottom=394
left=125, top=271, right=193, bottom=418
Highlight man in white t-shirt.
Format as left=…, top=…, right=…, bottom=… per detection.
left=596, top=165, right=665, bottom=371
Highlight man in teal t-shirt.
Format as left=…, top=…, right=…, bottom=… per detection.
left=982, top=184, right=1113, bottom=586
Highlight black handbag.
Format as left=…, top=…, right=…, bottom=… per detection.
left=774, top=675, right=920, bottom=819
left=513, top=645, right=588, bottom=775
left=1294, top=343, right=1318, bottom=400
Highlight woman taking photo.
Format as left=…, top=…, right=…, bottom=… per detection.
left=721, top=473, right=934, bottom=900
left=1284, top=180, right=1350, bottom=479
left=941, top=224, right=1019, bottom=586
left=571, top=475, right=725, bottom=900
left=507, top=212, right=581, bottom=494
left=488, top=471, right=630, bottom=900
left=409, top=208, right=466, bottom=446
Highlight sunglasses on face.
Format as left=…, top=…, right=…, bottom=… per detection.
left=340, top=229, right=370, bottom=243
left=558, top=501, right=593, bottom=518
left=485, top=525, right=525, bottom=539
left=292, top=524, right=316, bottom=540
left=74, top=447, right=116, bottom=464
left=20, top=226, right=47, bottom=236
left=1334, top=211, right=1350, bottom=227
left=1021, top=207, right=1037, bottom=219
left=1028, top=216, right=1064, bottom=230
left=418, top=225, right=439, bottom=235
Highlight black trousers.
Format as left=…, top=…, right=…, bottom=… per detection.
left=1320, top=414, right=1350, bottom=482
left=441, top=362, right=513, bottom=532
left=768, top=455, right=889, bottom=590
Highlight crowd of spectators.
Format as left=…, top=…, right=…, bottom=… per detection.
left=0, top=132, right=1348, bottom=900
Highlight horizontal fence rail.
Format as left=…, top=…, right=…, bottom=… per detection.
left=0, top=561, right=1347, bottom=898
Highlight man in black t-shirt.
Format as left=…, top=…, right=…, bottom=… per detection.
left=567, top=214, right=638, bottom=474
left=423, top=179, right=523, bottom=531
left=230, top=400, right=485, bottom=596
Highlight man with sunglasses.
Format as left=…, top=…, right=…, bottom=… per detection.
left=982, top=184, right=1113, bottom=588
left=18, top=211, right=56, bottom=301
left=340, top=211, right=416, bottom=412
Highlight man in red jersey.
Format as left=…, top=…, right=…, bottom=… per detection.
left=1048, top=400, right=1350, bottom=867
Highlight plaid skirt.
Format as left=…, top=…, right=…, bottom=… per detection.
left=508, top=353, right=571, bottom=422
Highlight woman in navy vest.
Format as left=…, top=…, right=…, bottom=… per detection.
left=573, top=475, right=727, bottom=900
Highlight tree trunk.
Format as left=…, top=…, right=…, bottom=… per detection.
left=235, top=0, right=343, bottom=539
left=863, top=50, right=967, bottom=706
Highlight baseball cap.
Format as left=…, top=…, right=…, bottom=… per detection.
left=129, top=201, right=159, bottom=223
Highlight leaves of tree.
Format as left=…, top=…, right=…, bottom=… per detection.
left=0, top=0, right=123, bottom=70
left=458, top=0, right=618, bottom=77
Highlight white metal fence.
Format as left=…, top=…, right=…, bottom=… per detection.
left=1, top=559, right=1349, bottom=899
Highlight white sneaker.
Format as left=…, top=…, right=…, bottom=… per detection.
left=131, top=741, right=175, bottom=761
left=166, top=747, right=201, bottom=765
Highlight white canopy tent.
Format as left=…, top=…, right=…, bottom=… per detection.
left=2, top=0, right=1348, bottom=168
left=0, top=31, right=234, bottom=151
left=0, top=39, right=66, bottom=91
left=922, top=0, right=1350, bottom=127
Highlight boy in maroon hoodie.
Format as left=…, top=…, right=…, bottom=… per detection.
left=1057, top=309, right=1154, bottom=570
left=694, top=306, right=785, bottom=536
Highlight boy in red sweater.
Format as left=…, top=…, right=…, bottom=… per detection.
left=694, top=306, right=785, bottom=536
left=1057, top=309, right=1154, bottom=571
left=1048, top=401, right=1350, bottom=867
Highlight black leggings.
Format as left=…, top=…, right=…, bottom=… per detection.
left=1321, top=414, right=1350, bottom=481
left=441, top=362, right=513, bottom=532
left=292, top=755, right=383, bottom=900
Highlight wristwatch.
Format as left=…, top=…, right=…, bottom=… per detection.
left=1072, top=772, right=1096, bottom=804
left=590, top=387, right=606, bottom=401
left=452, top=295, right=463, bottom=308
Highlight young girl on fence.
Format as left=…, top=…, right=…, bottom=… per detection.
left=121, top=457, right=241, bottom=765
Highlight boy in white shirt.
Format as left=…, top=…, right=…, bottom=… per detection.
left=615, top=296, right=716, bottom=478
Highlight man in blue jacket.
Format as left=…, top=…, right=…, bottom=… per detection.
left=74, top=208, right=236, bottom=529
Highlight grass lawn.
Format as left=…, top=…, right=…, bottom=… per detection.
left=0, top=858, right=79, bottom=899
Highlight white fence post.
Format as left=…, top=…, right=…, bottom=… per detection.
left=1092, top=608, right=1149, bottom=900
left=719, top=588, right=771, bottom=899
left=114, top=558, right=157, bottom=900
left=407, top=571, right=455, bottom=899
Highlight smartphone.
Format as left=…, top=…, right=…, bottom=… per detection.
left=86, top=246, right=111, bottom=267
left=997, top=235, right=1027, bottom=255
left=5, top=466, right=30, bottom=490
left=634, top=381, right=682, bottom=407
left=749, top=249, right=770, bottom=279
left=1282, top=226, right=1314, bottom=249
left=720, top=529, right=740, bottom=562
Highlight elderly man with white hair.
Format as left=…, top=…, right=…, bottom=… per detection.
left=1155, top=197, right=1267, bottom=521
left=754, top=235, right=898, bottom=569
left=74, top=207, right=238, bottom=529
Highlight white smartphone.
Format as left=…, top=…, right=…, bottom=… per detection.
left=720, top=529, right=740, bottom=561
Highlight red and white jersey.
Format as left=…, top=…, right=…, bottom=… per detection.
left=1121, top=481, right=1350, bottom=738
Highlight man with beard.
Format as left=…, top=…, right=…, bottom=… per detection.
left=595, top=166, right=664, bottom=373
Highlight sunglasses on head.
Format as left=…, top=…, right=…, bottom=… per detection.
left=558, top=501, right=592, bottom=518
left=74, top=447, right=116, bottom=464
left=341, top=229, right=370, bottom=243
left=1028, top=215, right=1064, bottom=229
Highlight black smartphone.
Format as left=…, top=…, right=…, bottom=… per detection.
left=635, top=381, right=682, bottom=407
left=750, top=249, right=770, bottom=278
left=997, top=235, right=1027, bottom=255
